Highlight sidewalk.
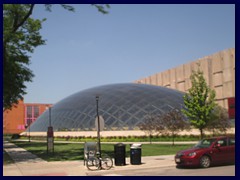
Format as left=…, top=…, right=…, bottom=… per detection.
left=3, top=141, right=176, bottom=176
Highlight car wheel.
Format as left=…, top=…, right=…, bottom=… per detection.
left=200, top=155, right=211, bottom=168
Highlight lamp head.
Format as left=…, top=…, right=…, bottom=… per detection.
left=96, top=95, right=99, bottom=101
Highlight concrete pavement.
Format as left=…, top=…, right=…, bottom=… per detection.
left=3, top=141, right=176, bottom=176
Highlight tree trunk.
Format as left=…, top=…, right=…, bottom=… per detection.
left=200, top=129, right=204, bottom=139
left=172, top=132, right=175, bottom=146
left=172, top=136, right=175, bottom=146
left=149, top=134, right=152, bottom=144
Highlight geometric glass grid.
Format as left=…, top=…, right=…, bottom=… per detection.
left=29, top=83, right=185, bottom=132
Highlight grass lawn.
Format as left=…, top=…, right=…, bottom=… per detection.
left=12, top=141, right=194, bottom=162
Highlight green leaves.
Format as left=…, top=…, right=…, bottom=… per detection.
left=139, top=109, right=190, bottom=145
left=3, top=4, right=45, bottom=110
left=182, top=66, right=216, bottom=139
left=92, top=4, right=110, bottom=14
left=3, top=4, right=110, bottom=110
left=206, top=105, right=231, bottom=135
left=44, top=4, right=75, bottom=12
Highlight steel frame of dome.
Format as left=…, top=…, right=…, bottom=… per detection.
left=30, top=83, right=185, bottom=132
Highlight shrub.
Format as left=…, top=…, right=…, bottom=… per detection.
left=65, top=136, right=70, bottom=141
left=11, top=134, right=21, bottom=139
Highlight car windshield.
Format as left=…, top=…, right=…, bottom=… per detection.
left=194, top=138, right=216, bottom=148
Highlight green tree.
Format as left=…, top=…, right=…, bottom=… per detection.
left=4, top=4, right=44, bottom=110
left=3, top=4, right=109, bottom=110
left=206, top=105, right=231, bottom=136
left=138, top=113, right=161, bottom=144
left=182, top=66, right=216, bottom=139
left=156, top=109, right=190, bottom=146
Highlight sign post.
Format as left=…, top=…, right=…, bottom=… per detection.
left=95, top=115, right=105, bottom=131
left=47, top=126, right=54, bottom=154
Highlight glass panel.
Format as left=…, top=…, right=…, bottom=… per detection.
left=30, top=83, right=185, bottom=132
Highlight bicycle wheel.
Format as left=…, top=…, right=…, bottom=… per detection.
left=101, top=155, right=113, bottom=170
left=86, top=157, right=100, bottom=171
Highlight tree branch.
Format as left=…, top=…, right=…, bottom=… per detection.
left=12, top=4, right=35, bottom=33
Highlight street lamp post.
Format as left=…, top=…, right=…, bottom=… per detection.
left=49, top=107, right=52, bottom=127
left=96, top=95, right=101, bottom=158
left=46, top=106, right=54, bottom=154
left=28, top=120, right=31, bottom=142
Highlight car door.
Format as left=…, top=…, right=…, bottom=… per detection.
left=211, top=137, right=228, bottom=164
left=227, top=137, right=235, bottom=163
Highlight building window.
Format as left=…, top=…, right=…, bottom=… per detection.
left=34, top=106, right=39, bottom=118
left=27, top=119, right=32, bottom=125
left=27, top=106, right=32, bottom=118
left=25, top=105, right=40, bottom=125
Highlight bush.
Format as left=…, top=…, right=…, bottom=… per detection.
left=65, top=136, right=70, bottom=141
left=11, top=134, right=21, bottom=139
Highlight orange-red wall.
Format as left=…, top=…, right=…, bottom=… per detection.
left=3, top=100, right=52, bottom=134
left=3, top=100, right=25, bottom=134
left=228, top=97, right=235, bottom=119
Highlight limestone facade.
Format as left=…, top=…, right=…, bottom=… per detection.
left=134, top=48, right=235, bottom=111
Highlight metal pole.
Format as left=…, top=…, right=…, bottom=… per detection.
left=96, top=96, right=101, bottom=158
left=28, top=120, right=31, bottom=142
left=47, top=106, right=54, bottom=154
left=49, top=107, right=52, bottom=127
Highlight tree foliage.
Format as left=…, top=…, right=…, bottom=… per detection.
left=182, top=66, right=216, bottom=139
left=206, top=105, right=231, bottom=135
left=156, top=109, right=190, bottom=145
left=139, top=109, right=190, bottom=145
left=138, top=113, right=161, bottom=144
left=3, top=4, right=110, bottom=110
left=3, top=4, right=45, bottom=110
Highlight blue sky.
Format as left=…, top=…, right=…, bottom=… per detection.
left=24, top=4, right=235, bottom=104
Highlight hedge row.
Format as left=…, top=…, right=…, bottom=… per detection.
left=16, top=133, right=234, bottom=142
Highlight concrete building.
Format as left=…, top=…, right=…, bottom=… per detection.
left=134, top=48, right=235, bottom=119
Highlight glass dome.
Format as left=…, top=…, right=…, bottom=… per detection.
left=30, top=83, right=185, bottom=131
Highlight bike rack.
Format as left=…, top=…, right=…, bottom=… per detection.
left=83, top=142, right=97, bottom=166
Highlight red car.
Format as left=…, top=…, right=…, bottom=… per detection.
left=175, top=136, right=235, bottom=168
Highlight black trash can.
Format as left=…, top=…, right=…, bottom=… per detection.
left=130, top=144, right=142, bottom=165
left=114, top=143, right=126, bottom=166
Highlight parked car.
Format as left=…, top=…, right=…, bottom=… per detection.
left=175, top=136, right=235, bottom=168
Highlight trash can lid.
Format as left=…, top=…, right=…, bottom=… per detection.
left=131, top=143, right=142, bottom=148
left=115, top=143, right=125, bottom=146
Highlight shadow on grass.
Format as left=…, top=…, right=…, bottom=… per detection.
left=12, top=141, right=84, bottom=161
left=13, top=141, right=120, bottom=161
left=3, top=150, right=15, bottom=165
left=12, top=141, right=191, bottom=162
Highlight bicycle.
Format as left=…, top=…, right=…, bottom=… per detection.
left=86, top=151, right=113, bottom=171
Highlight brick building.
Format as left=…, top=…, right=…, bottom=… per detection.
left=3, top=100, right=52, bottom=134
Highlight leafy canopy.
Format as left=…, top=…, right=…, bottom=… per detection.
left=3, top=4, right=110, bottom=110
left=182, top=66, right=216, bottom=139
left=206, top=105, right=231, bottom=135
left=3, top=4, right=45, bottom=110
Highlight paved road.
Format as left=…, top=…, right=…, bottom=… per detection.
left=87, top=165, right=235, bottom=176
